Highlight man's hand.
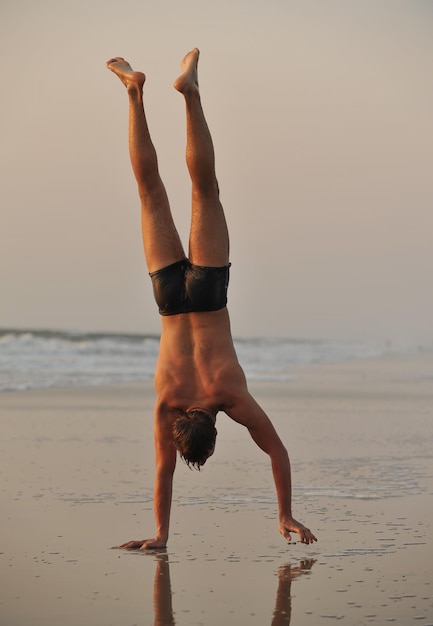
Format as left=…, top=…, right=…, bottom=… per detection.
left=117, top=537, right=167, bottom=550
left=279, top=516, right=317, bottom=545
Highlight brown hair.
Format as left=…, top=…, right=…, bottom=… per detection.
left=172, top=409, right=217, bottom=470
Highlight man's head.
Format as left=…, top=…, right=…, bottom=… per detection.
left=172, top=408, right=217, bottom=470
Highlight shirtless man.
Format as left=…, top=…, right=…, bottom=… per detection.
left=106, top=48, right=317, bottom=548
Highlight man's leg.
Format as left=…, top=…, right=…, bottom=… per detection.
left=174, top=49, right=229, bottom=267
left=107, top=58, right=185, bottom=273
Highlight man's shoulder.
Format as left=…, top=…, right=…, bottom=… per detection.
left=153, top=401, right=180, bottom=440
left=155, top=398, right=179, bottom=416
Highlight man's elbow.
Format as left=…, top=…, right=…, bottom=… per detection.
left=269, top=441, right=290, bottom=466
left=155, top=451, right=177, bottom=477
left=249, top=427, right=287, bottom=458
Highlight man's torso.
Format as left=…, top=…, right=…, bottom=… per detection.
left=154, top=308, right=246, bottom=414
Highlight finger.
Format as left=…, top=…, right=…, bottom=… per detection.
left=118, top=540, right=142, bottom=550
left=307, top=530, right=318, bottom=543
left=305, top=530, right=317, bottom=544
left=297, top=526, right=314, bottom=544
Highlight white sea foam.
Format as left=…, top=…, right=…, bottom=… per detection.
left=0, top=328, right=426, bottom=392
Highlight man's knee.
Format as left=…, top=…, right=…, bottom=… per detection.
left=192, top=178, right=219, bottom=201
left=139, top=179, right=169, bottom=208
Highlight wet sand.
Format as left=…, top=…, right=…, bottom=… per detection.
left=1, top=353, right=432, bottom=625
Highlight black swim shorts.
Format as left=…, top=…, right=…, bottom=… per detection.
left=149, top=259, right=230, bottom=316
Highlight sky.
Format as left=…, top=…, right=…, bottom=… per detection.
left=1, top=0, right=432, bottom=345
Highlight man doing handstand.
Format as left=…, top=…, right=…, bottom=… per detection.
left=106, top=48, right=317, bottom=548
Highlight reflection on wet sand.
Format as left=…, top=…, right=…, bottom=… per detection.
left=152, top=552, right=175, bottom=626
left=271, top=560, right=315, bottom=625
left=148, top=551, right=315, bottom=625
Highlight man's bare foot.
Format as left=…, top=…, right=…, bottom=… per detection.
left=173, top=48, right=200, bottom=94
left=106, top=57, right=145, bottom=92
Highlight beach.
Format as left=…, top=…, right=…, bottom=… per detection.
left=1, top=352, right=432, bottom=625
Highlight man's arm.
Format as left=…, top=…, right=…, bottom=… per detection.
left=225, top=392, right=317, bottom=545
left=118, top=406, right=177, bottom=550
left=152, top=411, right=177, bottom=545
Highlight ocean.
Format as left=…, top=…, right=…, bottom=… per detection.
left=0, top=328, right=423, bottom=392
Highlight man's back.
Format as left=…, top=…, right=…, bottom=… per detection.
left=155, top=308, right=246, bottom=412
